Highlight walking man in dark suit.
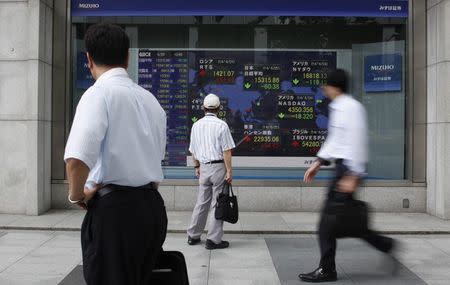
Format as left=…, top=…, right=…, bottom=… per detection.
left=299, top=69, right=397, bottom=283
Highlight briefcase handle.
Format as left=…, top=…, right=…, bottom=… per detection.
left=222, top=182, right=234, bottom=197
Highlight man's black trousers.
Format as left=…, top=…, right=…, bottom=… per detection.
left=81, top=187, right=167, bottom=285
left=318, top=162, right=394, bottom=272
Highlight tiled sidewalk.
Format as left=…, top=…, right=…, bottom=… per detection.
left=1, top=210, right=450, bottom=234
left=1, top=231, right=450, bottom=284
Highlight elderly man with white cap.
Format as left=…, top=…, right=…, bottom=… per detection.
left=187, top=93, right=235, bottom=250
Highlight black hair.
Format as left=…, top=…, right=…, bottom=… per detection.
left=84, top=23, right=130, bottom=66
left=326, top=69, right=348, bottom=93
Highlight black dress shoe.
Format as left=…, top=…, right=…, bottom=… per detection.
left=205, top=239, right=229, bottom=250
left=187, top=236, right=201, bottom=245
left=299, top=267, right=337, bottom=283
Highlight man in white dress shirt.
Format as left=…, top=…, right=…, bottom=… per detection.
left=64, top=23, right=167, bottom=285
left=187, top=94, right=235, bottom=250
left=299, top=69, right=396, bottom=283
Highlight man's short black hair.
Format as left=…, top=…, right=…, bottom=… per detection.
left=326, top=69, right=348, bottom=93
left=84, top=23, right=130, bottom=66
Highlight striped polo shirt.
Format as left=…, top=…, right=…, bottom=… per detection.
left=189, top=113, right=236, bottom=163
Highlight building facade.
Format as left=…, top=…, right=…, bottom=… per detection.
left=0, top=0, right=448, bottom=218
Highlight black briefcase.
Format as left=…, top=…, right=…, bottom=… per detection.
left=215, top=182, right=239, bottom=224
left=324, top=199, right=369, bottom=238
left=150, top=251, right=189, bottom=285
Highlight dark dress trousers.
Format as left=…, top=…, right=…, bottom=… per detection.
left=81, top=185, right=167, bottom=285
left=318, top=161, right=394, bottom=271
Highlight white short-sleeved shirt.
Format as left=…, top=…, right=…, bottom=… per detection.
left=189, top=113, right=235, bottom=163
left=64, top=67, right=167, bottom=187
left=317, top=94, right=368, bottom=175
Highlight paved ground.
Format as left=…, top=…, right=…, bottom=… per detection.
left=0, top=231, right=450, bottom=285
left=1, top=210, right=450, bottom=234
left=1, top=211, right=450, bottom=284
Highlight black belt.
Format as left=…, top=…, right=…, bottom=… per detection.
left=96, top=182, right=158, bottom=198
left=202, top=160, right=224, bottom=165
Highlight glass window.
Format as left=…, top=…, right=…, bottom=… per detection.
left=71, top=16, right=407, bottom=180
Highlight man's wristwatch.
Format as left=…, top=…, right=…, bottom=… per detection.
left=68, top=195, right=85, bottom=204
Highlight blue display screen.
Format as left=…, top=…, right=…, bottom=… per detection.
left=71, top=0, right=408, bottom=17
left=138, top=51, right=189, bottom=166
left=136, top=50, right=336, bottom=166
left=75, top=50, right=403, bottom=178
